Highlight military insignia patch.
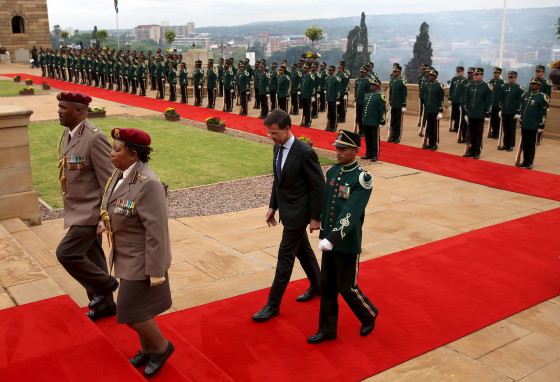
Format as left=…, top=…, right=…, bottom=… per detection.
left=114, top=128, right=120, bottom=138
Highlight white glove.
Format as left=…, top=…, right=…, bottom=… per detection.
left=318, top=239, right=333, bottom=251
left=402, top=107, right=406, bottom=112
left=246, top=91, right=250, bottom=95
left=343, top=95, right=348, bottom=100
left=198, top=85, right=201, bottom=89
left=498, top=111, right=502, bottom=118
left=297, top=91, right=301, bottom=95
left=267, top=94, right=270, bottom=98
left=230, top=89, right=234, bottom=93
left=484, top=117, right=490, bottom=121
left=150, top=275, right=166, bottom=286
left=324, top=90, right=327, bottom=94
left=311, top=96, right=316, bottom=102
left=336, top=101, right=340, bottom=105
left=514, top=114, right=520, bottom=120
left=437, top=113, right=442, bottom=120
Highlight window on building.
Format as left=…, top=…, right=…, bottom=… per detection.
left=12, top=16, right=25, bottom=34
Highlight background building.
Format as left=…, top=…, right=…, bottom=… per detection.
left=133, top=24, right=161, bottom=43
left=0, top=0, right=51, bottom=56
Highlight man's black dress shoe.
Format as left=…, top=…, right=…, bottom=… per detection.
left=361, top=155, right=372, bottom=160
left=498, top=145, right=507, bottom=150
left=393, top=139, right=401, bottom=144
left=307, top=332, right=336, bottom=344
left=296, top=288, right=320, bottom=302
left=252, top=305, right=279, bottom=322
left=86, top=305, right=116, bottom=322
left=463, top=152, right=473, bottom=158
left=473, top=155, right=480, bottom=159
left=429, top=146, right=437, bottom=151
left=88, top=276, right=119, bottom=310
left=526, top=164, right=533, bottom=169
left=516, top=162, right=526, bottom=168
left=130, top=350, right=151, bottom=368
left=360, top=305, right=379, bottom=336
left=371, top=157, right=378, bottom=162
left=458, top=139, right=465, bottom=144
left=507, top=147, right=513, bottom=152
left=144, top=341, right=175, bottom=377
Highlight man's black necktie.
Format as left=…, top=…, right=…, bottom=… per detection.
left=276, top=146, right=284, bottom=182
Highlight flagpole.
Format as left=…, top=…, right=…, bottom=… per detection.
left=498, top=0, right=507, bottom=68
left=116, top=9, right=120, bottom=51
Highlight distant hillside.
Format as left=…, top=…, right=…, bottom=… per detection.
left=198, top=7, right=559, bottom=48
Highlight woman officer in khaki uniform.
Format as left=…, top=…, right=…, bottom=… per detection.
left=99, top=128, right=173, bottom=377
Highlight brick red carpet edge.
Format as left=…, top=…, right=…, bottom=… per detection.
left=6, top=73, right=560, bottom=201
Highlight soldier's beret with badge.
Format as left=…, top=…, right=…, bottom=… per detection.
left=112, top=128, right=151, bottom=148
left=333, top=130, right=361, bottom=148
left=456, top=66, right=464, bottom=71
left=57, top=91, right=92, bottom=105
left=530, top=77, right=542, bottom=85
left=328, top=65, right=336, bottom=70
left=535, top=65, right=545, bottom=71
left=311, top=63, right=317, bottom=68
left=493, top=67, right=502, bottom=73
left=508, top=71, right=517, bottom=77
left=473, top=67, right=484, bottom=74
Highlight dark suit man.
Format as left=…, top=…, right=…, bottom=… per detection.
left=252, top=110, right=325, bottom=322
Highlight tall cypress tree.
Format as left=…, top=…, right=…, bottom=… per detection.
left=343, top=12, right=370, bottom=78
left=404, top=22, right=433, bottom=84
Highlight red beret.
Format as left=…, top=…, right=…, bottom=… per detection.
left=56, top=91, right=92, bottom=105
left=111, top=128, right=151, bottom=147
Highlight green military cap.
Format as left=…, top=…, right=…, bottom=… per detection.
left=239, top=61, right=246, bottom=67
left=244, top=58, right=250, bottom=62
left=311, top=63, right=317, bottom=68
left=467, top=67, right=474, bottom=73
left=392, top=63, right=402, bottom=72
left=195, top=59, right=202, bottom=64
left=369, top=77, right=381, bottom=86
left=367, top=61, right=374, bottom=67
left=302, top=63, right=309, bottom=69
left=530, top=77, right=542, bottom=85
left=337, top=64, right=344, bottom=69
left=427, top=68, right=438, bottom=77
left=493, top=67, right=502, bottom=73
left=360, top=66, right=368, bottom=73
left=473, top=67, right=484, bottom=74
left=328, top=65, right=336, bottom=70
left=291, top=62, right=297, bottom=67
left=279, top=66, right=286, bottom=71
left=271, top=62, right=277, bottom=66
left=321, top=62, right=327, bottom=67
left=298, top=58, right=303, bottom=63
left=456, top=66, right=464, bottom=71
left=507, top=71, right=517, bottom=77
left=333, top=130, right=361, bottom=148
left=218, top=58, right=224, bottom=62
left=535, top=64, right=545, bottom=72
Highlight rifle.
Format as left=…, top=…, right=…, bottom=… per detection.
left=417, top=99, right=422, bottom=127
left=448, top=105, right=453, bottom=132
left=399, top=108, right=404, bottom=141
left=514, top=135, right=523, bottom=166
left=386, top=107, right=393, bottom=141
left=457, top=108, right=464, bottom=143
left=497, top=117, right=504, bottom=149
left=418, top=103, right=425, bottom=137
left=486, top=113, right=493, bottom=138
left=353, top=104, right=358, bottom=133
left=325, top=102, right=331, bottom=131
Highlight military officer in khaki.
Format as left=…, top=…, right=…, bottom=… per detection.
left=308, top=130, right=378, bottom=344
left=55, top=91, right=117, bottom=322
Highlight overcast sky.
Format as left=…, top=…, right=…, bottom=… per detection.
left=47, top=0, right=558, bottom=31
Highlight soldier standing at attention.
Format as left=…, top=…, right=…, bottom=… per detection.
left=498, top=71, right=524, bottom=152
left=318, top=62, right=327, bottom=112
left=55, top=91, right=117, bottom=322
left=422, top=68, right=445, bottom=151
left=464, top=68, right=492, bottom=159
left=325, top=65, right=341, bottom=132
left=458, top=68, right=475, bottom=143
left=149, top=57, right=157, bottom=91
left=179, top=63, right=188, bottom=104
left=300, top=64, right=314, bottom=127
left=354, top=67, right=371, bottom=137
left=277, top=66, right=290, bottom=112
left=337, top=64, right=349, bottom=123
left=361, top=78, right=386, bottom=162
left=137, top=57, right=146, bottom=97
left=217, top=57, right=224, bottom=97
left=193, top=61, right=204, bottom=107
left=269, top=62, right=279, bottom=110
left=308, top=130, right=378, bottom=344
left=258, top=63, right=270, bottom=119
left=237, top=62, right=250, bottom=116
left=533, top=65, right=552, bottom=145
left=155, top=57, right=165, bottom=99
left=290, top=62, right=301, bottom=115
left=130, top=59, right=138, bottom=95
left=418, top=64, right=429, bottom=128
left=516, top=78, right=549, bottom=169
left=310, top=64, right=320, bottom=119
left=488, top=67, right=505, bottom=139
left=167, top=61, right=177, bottom=102
left=223, top=62, right=234, bottom=112
left=206, top=61, right=217, bottom=109
left=388, top=64, right=407, bottom=143
left=449, top=67, right=466, bottom=132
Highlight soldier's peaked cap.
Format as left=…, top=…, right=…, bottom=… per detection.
left=333, top=130, right=361, bottom=148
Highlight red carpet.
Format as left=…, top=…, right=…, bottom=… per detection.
left=6, top=73, right=560, bottom=201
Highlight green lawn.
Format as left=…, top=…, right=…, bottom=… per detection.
left=29, top=117, right=334, bottom=208
left=0, top=80, right=48, bottom=97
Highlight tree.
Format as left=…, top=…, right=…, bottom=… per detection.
left=60, top=31, right=69, bottom=46
left=97, top=30, right=109, bottom=43
left=342, top=12, right=370, bottom=78
left=304, top=25, right=323, bottom=49
left=404, top=22, right=433, bottom=84
left=164, top=30, right=176, bottom=47
left=248, top=41, right=265, bottom=60
left=556, top=17, right=560, bottom=39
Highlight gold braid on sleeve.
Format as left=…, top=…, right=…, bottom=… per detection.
left=100, top=169, right=118, bottom=247
left=57, top=129, right=66, bottom=194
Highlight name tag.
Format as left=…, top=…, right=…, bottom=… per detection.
left=64, top=156, right=87, bottom=170
left=114, top=198, right=136, bottom=217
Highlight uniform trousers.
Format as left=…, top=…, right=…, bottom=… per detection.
left=151, top=76, right=157, bottom=91
left=123, top=77, right=130, bottom=93
left=41, top=64, right=46, bottom=77
left=317, top=251, right=377, bottom=337
left=419, top=99, right=427, bottom=127
left=319, top=91, right=326, bottom=112
left=337, top=97, right=346, bottom=122
left=312, top=94, right=319, bottom=118
left=355, top=104, right=364, bottom=135
left=169, top=84, right=176, bottom=102
left=259, top=94, right=269, bottom=117
left=180, top=85, right=188, bottom=103
left=466, top=118, right=485, bottom=156
left=194, top=85, right=202, bottom=106
left=116, top=75, right=122, bottom=91
left=138, top=77, right=146, bottom=96
left=390, top=107, right=403, bottom=140
left=267, top=227, right=321, bottom=308
left=521, top=128, right=538, bottom=166
left=458, top=107, right=468, bottom=141
left=502, top=114, right=516, bottom=149
left=278, top=97, right=287, bottom=112
left=61, top=67, right=67, bottom=81
left=270, top=90, right=277, bottom=110
left=290, top=93, right=299, bottom=114
left=301, top=98, right=311, bottom=125
left=56, top=225, right=113, bottom=301
left=425, top=113, right=439, bottom=148
left=254, top=88, right=261, bottom=108
left=130, top=78, right=137, bottom=94
left=490, top=106, right=501, bottom=137
left=239, top=91, right=248, bottom=115
left=224, top=88, right=233, bottom=110
left=363, top=125, right=380, bottom=158
left=156, top=78, right=165, bottom=99
left=207, top=88, right=215, bottom=108
left=451, top=103, right=461, bottom=131
left=68, top=69, right=73, bottom=83
left=326, top=102, right=338, bottom=131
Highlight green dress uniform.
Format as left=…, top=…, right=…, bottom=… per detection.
left=136, top=62, right=146, bottom=96
left=325, top=72, right=341, bottom=131
left=277, top=73, right=290, bottom=112
left=179, top=67, right=189, bottom=104
left=423, top=79, right=445, bottom=150
left=337, top=70, right=350, bottom=122
left=155, top=61, right=165, bottom=99
left=449, top=75, right=467, bottom=131
left=318, top=69, right=327, bottom=112
left=354, top=75, right=371, bottom=136
left=149, top=60, right=157, bottom=91
left=300, top=71, right=315, bottom=126
left=314, top=137, right=378, bottom=340
left=499, top=80, right=524, bottom=150
left=519, top=88, right=549, bottom=167
left=206, top=67, right=218, bottom=108
left=362, top=89, right=386, bottom=159
left=258, top=70, right=270, bottom=118
left=290, top=68, right=302, bottom=115
left=489, top=76, right=505, bottom=137
left=223, top=68, right=234, bottom=111
left=268, top=69, right=278, bottom=110
left=388, top=74, right=407, bottom=142
left=167, top=66, right=177, bottom=102
left=217, top=64, right=224, bottom=96
left=193, top=67, right=204, bottom=106
left=114, top=60, right=122, bottom=91
left=253, top=69, right=262, bottom=109
left=464, top=74, right=492, bottom=158
left=237, top=69, right=250, bottom=115
left=418, top=72, right=429, bottom=125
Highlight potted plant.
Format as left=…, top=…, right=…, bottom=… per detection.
left=164, top=107, right=180, bottom=121
left=25, top=78, right=33, bottom=85
left=205, top=116, right=226, bottom=132
left=87, top=106, right=106, bottom=118
left=298, top=135, right=313, bottom=146
left=13, top=75, right=21, bottom=83
left=550, top=60, right=560, bottom=90
left=42, top=82, right=50, bottom=90
left=19, top=87, right=35, bottom=95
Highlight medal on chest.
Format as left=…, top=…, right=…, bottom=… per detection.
left=338, top=183, right=350, bottom=199
left=114, top=198, right=136, bottom=217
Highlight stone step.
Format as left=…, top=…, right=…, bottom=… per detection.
left=0, top=221, right=64, bottom=307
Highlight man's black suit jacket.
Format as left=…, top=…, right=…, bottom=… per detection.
left=269, top=137, right=325, bottom=230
